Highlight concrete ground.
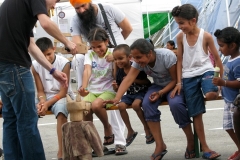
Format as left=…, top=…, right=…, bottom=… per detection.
left=0, top=99, right=234, bottom=160
left=0, top=71, right=237, bottom=160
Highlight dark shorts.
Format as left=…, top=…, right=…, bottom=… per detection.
left=183, top=71, right=218, bottom=117
left=141, top=84, right=191, bottom=128
left=120, top=91, right=146, bottom=105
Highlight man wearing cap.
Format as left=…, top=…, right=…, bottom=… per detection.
left=69, top=0, right=132, bottom=155
left=0, top=0, right=77, bottom=159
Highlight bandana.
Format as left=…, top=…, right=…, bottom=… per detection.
left=69, top=0, right=91, bottom=6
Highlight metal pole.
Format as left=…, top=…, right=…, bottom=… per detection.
left=168, top=12, right=172, bottom=40
left=146, top=2, right=151, bottom=38
left=225, top=0, right=230, bottom=26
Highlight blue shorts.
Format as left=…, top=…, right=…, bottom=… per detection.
left=120, top=91, right=146, bottom=105
left=35, top=97, right=68, bottom=118
left=183, top=71, right=218, bottom=117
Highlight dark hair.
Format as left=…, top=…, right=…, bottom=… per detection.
left=214, top=27, right=240, bottom=50
left=36, top=37, right=53, bottom=52
left=171, top=4, right=199, bottom=22
left=167, top=40, right=175, bottom=48
left=87, top=27, right=114, bottom=48
left=130, top=38, right=154, bottom=54
left=113, top=44, right=131, bottom=56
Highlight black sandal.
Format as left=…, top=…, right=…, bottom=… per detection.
left=151, top=150, right=168, bottom=160
left=103, top=134, right=114, bottom=146
left=145, top=134, right=155, bottom=144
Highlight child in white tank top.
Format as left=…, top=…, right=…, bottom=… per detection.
left=171, top=3, right=223, bottom=159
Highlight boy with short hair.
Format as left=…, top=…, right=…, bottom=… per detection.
left=31, top=37, right=74, bottom=160
left=112, top=44, right=153, bottom=147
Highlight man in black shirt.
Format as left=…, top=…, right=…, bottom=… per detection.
left=0, top=0, right=77, bottom=159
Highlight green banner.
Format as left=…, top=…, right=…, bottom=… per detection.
left=143, top=12, right=170, bottom=38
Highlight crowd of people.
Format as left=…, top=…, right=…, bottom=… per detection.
left=0, top=0, right=240, bottom=160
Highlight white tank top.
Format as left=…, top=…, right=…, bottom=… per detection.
left=182, top=28, right=214, bottom=78
left=32, top=55, right=74, bottom=99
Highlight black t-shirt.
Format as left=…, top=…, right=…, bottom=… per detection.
left=0, top=0, right=48, bottom=68
left=116, top=66, right=150, bottom=95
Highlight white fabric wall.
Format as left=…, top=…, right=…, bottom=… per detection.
left=34, top=0, right=143, bottom=46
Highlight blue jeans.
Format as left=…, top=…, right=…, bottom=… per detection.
left=0, top=62, right=45, bottom=160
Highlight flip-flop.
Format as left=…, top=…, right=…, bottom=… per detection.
left=126, top=131, right=138, bottom=147
left=103, top=134, right=114, bottom=146
left=151, top=150, right=168, bottom=160
left=202, top=151, right=221, bottom=160
left=92, top=146, right=115, bottom=157
left=184, top=148, right=196, bottom=159
left=145, top=134, right=155, bottom=144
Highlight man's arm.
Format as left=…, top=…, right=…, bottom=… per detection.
left=118, top=17, right=132, bottom=40
left=37, top=14, right=77, bottom=54
left=28, top=37, right=68, bottom=87
left=72, top=35, right=83, bottom=44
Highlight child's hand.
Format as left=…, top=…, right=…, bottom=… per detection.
left=112, top=80, right=118, bottom=90
left=78, top=86, right=89, bottom=97
left=105, top=54, right=114, bottom=62
left=170, top=84, right=181, bottom=98
left=149, top=91, right=161, bottom=102
left=37, top=102, right=48, bottom=116
left=212, top=77, right=224, bottom=86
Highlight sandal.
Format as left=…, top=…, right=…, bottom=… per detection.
left=115, top=144, right=128, bottom=155
left=103, top=134, right=114, bottom=146
left=185, top=148, right=196, bottom=159
left=145, top=134, right=155, bottom=144
left=151, top=150, right=168, bottom=160
left=202, top=151, right=221, bottom=160
left=126, top=131, right=138, bottom=147
left=92, top=146, right=115, bottom=157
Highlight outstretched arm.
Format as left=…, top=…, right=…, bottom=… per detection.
left=79, top=64, right=92, bottom=97
left=37, top=14, right=77, bottom=54
left=106, top=67, right=140, bottom=104
left=134, top=78, right=151, bottom=85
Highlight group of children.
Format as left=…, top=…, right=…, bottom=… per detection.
left=0, top=3, right=238, bottom=160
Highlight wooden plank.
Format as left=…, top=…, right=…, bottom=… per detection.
left=55, top=43, right=88, bottom=54
left=0, top=96, right=223, bottom=117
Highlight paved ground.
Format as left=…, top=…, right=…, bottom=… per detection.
left=0, top=99, right=234, bottom=160
left=0, top=72, right=237, bottom=160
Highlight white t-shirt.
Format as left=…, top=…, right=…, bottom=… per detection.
left=84, top=48, right=114, bottom=93
left=70, top=3, right=126, bottom=45
left=32, top=55, right=74, bottom=99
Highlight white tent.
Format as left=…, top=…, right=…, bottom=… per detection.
left=34, top=0, right=144, bottom=46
